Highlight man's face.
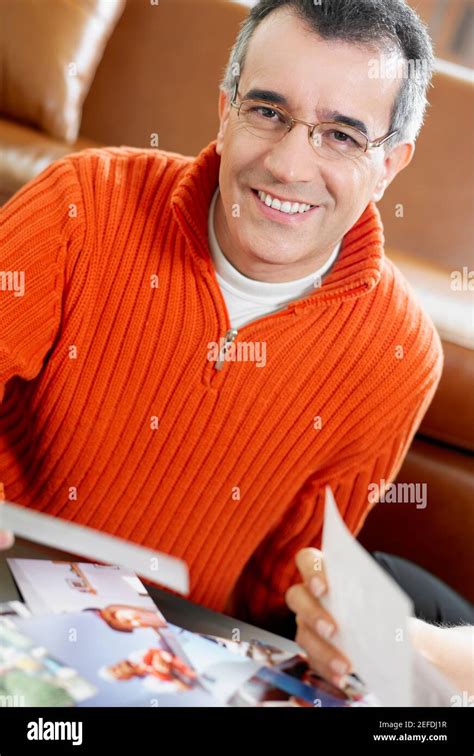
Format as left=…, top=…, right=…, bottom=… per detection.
left=215, top=9, right=413, bottom=279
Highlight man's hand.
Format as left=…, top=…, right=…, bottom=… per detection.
left=287, top=548, right=474, bottom=698
left=285, top=547, right=352, bottom=688
left=0, top=529, right=14, bottom=549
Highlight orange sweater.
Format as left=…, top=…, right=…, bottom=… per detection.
left=0, top=140, right=442, bottom=629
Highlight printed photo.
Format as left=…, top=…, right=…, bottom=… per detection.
left=201, top=633, right=373, bottom=707
left=11, top=612, right=260, bottom=707
left=7, top=559, right=167, bottom=626
left=0, top=616, right=97, bottom=706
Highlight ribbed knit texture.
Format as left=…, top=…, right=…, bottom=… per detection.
left=0, top=140, right=443, bottom=628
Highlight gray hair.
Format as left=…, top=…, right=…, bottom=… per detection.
left=219, top=0, right=434, bottom=145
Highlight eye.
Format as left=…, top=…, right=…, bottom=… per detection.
left=331, top=130, right=357, bottom=145
left=251, top=105, right=284, bottom=122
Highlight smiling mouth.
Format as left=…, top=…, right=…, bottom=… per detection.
left=251, top=188, right=318, bottom=215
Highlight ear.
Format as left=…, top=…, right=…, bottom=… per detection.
left=216, top=89, right=232, bottom=156
left=370, top=141, right=415, bottom=203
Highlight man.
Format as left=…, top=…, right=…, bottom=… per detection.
left=1, top=0, right=468, bottom=692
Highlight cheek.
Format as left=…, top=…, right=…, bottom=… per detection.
left=325, top=160, right=373, bottom=208
left=221, top=129, right=271, bottom=187
left=219, top=157, right=254, bottom=207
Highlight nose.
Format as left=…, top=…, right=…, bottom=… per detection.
left=263, top=122, right=319, bottom=184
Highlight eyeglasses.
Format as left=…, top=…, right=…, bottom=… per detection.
left=230, top=78, right=398, bottom=160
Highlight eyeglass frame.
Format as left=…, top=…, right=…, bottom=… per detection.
left=229, top=77, right=399, bottom=155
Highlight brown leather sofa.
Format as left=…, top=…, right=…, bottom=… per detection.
left=1, top=0, right=473, bottom=602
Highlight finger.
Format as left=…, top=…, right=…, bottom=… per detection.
left=0, top=529, right=14, bottom=549
left=295, top=618, right=352, bottom=689
left=285, top=582, right=337, bottom=642
left=295, top=547, right=327, bottom=599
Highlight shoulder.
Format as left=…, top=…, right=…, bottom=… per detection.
left=62, top=145, right=193, bottom=186
left=332, top=255, right=444, bottom=468
left=52, top=145, right=194, bottom=224
left=2, top=145, right=193, bottom=223
left=340, top=252, right=445, bottom=436
left=370, top=254, right=444, bottom=379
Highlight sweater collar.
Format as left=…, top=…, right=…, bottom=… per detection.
left=171, top=139, right=385, bottom=306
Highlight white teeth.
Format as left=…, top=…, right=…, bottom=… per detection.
left=257, top=190, right=313, bottom=214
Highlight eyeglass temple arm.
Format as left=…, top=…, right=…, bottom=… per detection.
left=370, top=130, right=399, bottom=148
left=231, top=77, right=240, bottom=104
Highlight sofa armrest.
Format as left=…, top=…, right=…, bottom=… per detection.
left=388, top=247, right=474, bottom=453
left=0, top=117, right=100, bottom=204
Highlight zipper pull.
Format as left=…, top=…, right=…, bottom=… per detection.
left=215, top=328, right=238, bottom=371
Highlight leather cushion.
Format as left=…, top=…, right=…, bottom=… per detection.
left=0, top=118, right=98, bottom=200
left=358, top=437, right=474, bottom=603
left=0, top=0, right=125, bottom=143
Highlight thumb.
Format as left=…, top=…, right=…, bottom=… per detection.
left=295, top=547, right=327, bottom=598
left=0, top=529, right=14, bottom=550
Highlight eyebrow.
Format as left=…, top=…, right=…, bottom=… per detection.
left=242, top=87, right=369, bottom=137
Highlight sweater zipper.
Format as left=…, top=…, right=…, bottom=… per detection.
left=203, top=249, right=369, bottom=378
left=209, top=283, right=369, bottom=376
left=214, top=328, right=238, bottom=371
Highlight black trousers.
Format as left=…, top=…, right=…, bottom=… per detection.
left=371, top=551, right=474, bottom=625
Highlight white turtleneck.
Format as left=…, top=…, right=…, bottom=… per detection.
left=207, top=187, right=341, bottom=329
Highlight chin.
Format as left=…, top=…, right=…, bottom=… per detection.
left=252, top=237, right=305, bottom=259
left=250, top=250, right=304, bottom=267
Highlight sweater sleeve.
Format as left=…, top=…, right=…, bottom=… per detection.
left=230, top=356, right=443, bottom=634
left=0, top=157, right=85, bottom=498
